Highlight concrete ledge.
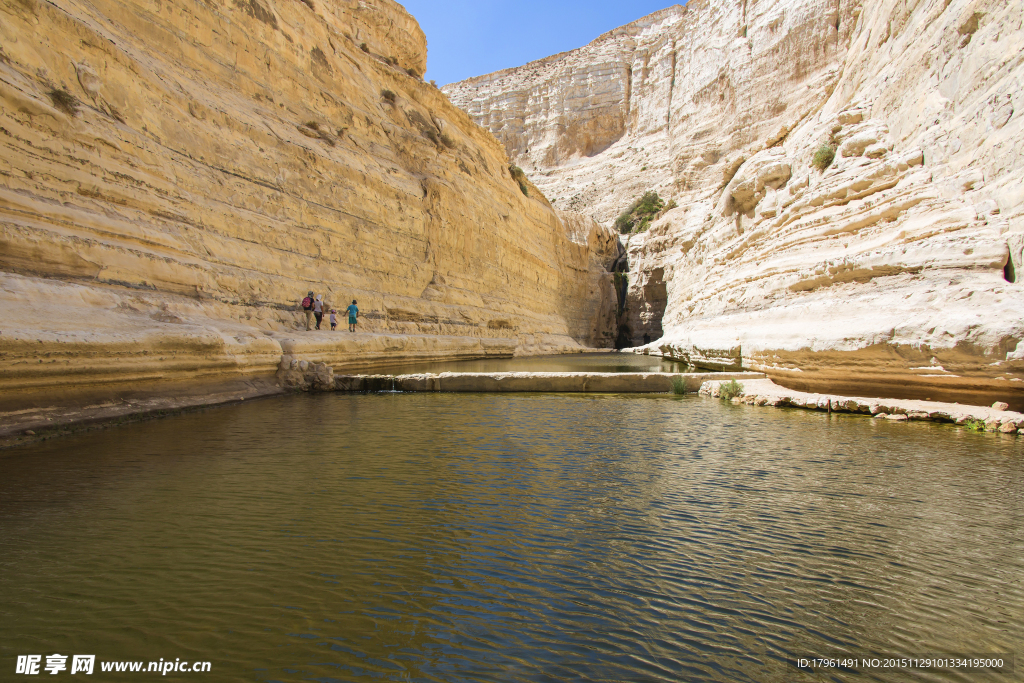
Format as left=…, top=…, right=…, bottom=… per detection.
left=335, top=371, right=766, bottom=393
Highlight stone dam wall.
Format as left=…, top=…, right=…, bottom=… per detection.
left=444, top=0, right=1024, bottom=407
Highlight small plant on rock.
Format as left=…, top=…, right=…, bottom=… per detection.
left=359, top=42, right=369, bottom=53
left=508, top=164, right=529, bottom=196
left=718, top=379, right=744, bottom=400
left=614, top=190, right=665, bottom=234
left=47, top=87, right=78, bottom=116
left=963, top=417, right=986, bottom=432
left=671, top=376, right=686, bottom=395
left=380, top=89, right=396, bottom=104
left=812, top=142, right=836, bottom=171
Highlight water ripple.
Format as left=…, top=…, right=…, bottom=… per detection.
left=0, top=393, right=1021, bottom=682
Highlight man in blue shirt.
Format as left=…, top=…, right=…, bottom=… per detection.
left=346, top=300, right=358, bottom=332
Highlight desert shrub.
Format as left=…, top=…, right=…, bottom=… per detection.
left=718, top=379, right=744, bottom=400
left=508, top=164, right=529, bottom=196
left=380, top=89, right=396, bottom=104
left=299, top=120, right=334, bottom=146
left=812, top=142, right=836, bottom=171
left=406, top=108, right=443, bottom=146
left=615, top=190, right=664, bottom=234
left=48, top=88, right=78, bottom=116
left=406, top=67, right=421, bottom=79
left=671, top=376, right=686, bottom=395
left=664, top=199, right=678, bottom=211
left=359, top=42, right=369, bottom=53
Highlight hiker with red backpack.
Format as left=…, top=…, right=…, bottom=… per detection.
left=301, top=290, right=315, bottom=330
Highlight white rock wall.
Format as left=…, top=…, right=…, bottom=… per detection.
left=445, top=0, right=1024, bottom=406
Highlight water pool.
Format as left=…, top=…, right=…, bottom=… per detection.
left=0, top=393, right=1020, bottom=682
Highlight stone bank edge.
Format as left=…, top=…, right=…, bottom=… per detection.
left=701, top=378, right=1024, bottom=434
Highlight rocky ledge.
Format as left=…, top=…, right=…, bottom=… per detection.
left=700, top=378, right=1024, bottom=434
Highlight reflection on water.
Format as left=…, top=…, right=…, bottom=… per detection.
left=0, top=394, right=1021, bottom=682
left=373, top=352, right=696, bottom=375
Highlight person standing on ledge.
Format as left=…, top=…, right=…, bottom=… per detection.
left=346, top=300, right=358, bottom=332
left=313, top=295, right=325, bottom=330
left=301, top=290, right=315, bottom=331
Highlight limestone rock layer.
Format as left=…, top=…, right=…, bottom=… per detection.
left=0, top=0, right=616, bottom=403
left=445, top=0, right=1024, bottom=405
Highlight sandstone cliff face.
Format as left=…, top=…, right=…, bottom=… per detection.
left=446, top=0, right=1024, bottom=405
left=0, top=0, right=616, bottom=406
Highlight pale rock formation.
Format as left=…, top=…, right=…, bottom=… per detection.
left=445, top=0, right=1024, bottom=407
left=699, top=377, right=1024, bottom=432
left=444, top=1, right=852, bottom=224
left=0, top=0, right=616, bottom=412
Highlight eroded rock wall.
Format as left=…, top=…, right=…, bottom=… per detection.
left=446, top=0, right=1024, bottom=405
left=444, top=0, right=852, bottom=224
left=0, top=0, right=615, bottom=405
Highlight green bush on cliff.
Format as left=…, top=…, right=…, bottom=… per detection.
left=719, top=379, right=744, bottom=400
left=615, top=191, right=664, bottom=234
left=812, top=142, right=836, bottom=171
left=508, top=165, right=529, bottom=196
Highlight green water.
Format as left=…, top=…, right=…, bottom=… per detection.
left=374, top=352, right=695, bottom=375
left=1, top=393, right=1021, bottom=682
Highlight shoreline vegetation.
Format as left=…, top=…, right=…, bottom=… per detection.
left=5, top=361, right=1022, bottom=451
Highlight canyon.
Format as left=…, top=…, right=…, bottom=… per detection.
left=0, top=0, right=619, bottom=428
left=3, top=0, right=1024, bottom=438
left=445, top=0, right=1024, bottom=406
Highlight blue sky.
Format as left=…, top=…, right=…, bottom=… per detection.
left=398, top=0, right=681, bottom=86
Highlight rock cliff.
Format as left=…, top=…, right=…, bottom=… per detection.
left=445, top=0, right=1024, bottom=406
left=0, top=0, right=617, bottom=412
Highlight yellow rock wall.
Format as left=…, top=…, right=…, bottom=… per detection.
left=0, top=0, right=615, bottom=404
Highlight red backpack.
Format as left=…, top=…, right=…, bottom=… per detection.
left=301, top=296, right=313, bottom=310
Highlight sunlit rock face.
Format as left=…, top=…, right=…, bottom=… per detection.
left=0, top=0, right=621, bottom=401
left=444, top=1, right=849, bottom=224
left=445, top=0, right=1024, bottom=404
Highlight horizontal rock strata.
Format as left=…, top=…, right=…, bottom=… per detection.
left=445, top=0, right=1024, bottom=407
left=0, top=0, right=620, bottom=411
